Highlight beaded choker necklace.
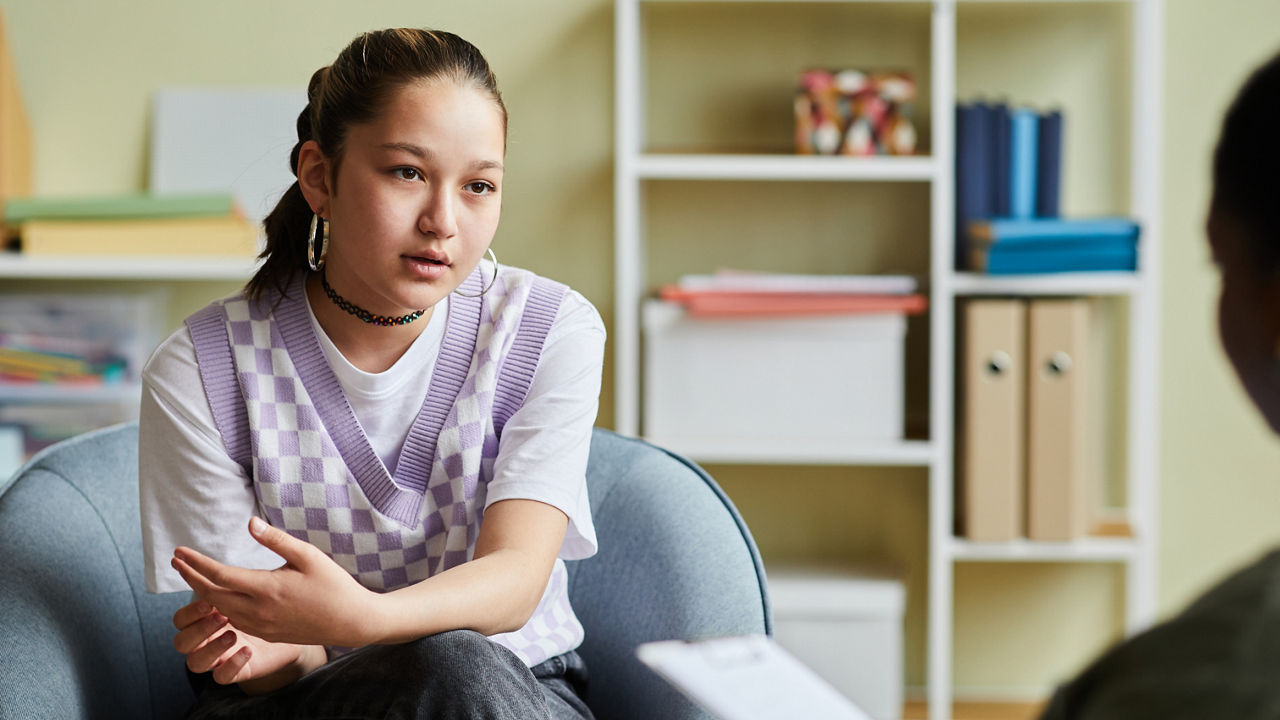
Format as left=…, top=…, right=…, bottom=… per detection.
left=320, top=269, right=427, bottom=327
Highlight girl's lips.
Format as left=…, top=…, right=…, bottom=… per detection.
left=409, top=249, right=451, bottom=265
left=404, top=255, right=449, bottom=279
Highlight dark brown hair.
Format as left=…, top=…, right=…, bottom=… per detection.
left=1213, top=49, right=1280, bottom=272
left=246, top=28, right=506, bottom=300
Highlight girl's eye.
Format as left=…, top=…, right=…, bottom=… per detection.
left=467, top=181, right=496, bottom=195
left=395, top=167, right=421, bottom=181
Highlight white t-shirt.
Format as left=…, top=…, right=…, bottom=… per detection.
left=140, top=289, right=604, bottom=594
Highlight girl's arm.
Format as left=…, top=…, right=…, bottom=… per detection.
left=140, top=327, right=328, bottom=690
left=173, top=499, right=569, bottom=646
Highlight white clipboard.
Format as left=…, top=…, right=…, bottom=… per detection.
left=636, top=635, right=874, bottom=720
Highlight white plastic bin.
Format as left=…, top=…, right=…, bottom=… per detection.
left=768, top=567, right=905, bottom=720
left=643, top=300, right=906, bottom=448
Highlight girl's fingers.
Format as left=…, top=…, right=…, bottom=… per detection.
left=172, top=556, right=251, bottom=614
left=184, top=629, right=237, bottom=674
left=212, top=646, right=253, bottom=686
left=172, top=599, right=213, bottom=629
left=173, top=613, right=230, bottom=655
left=174, top=546, right=261, bottom=593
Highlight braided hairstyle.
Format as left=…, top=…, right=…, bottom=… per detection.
left=247, top=28, right=507, bottom=300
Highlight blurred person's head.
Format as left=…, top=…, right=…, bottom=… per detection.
left=1210, top=49, right=1280, bottom=433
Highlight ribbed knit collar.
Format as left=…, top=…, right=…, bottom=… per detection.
left=271, top=271, right=483, bottom=524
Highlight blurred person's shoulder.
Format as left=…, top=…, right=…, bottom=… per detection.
left=1040, top=548, right=1280, bottom=720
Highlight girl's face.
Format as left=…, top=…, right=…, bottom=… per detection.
left=1209, top=194, right=1280, bottom=433
left=318, top=78, right=505, bottom=316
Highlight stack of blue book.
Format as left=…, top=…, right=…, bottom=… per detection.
left=966, top=217, right=1139, bottom=274
left=955, top=102, right=1139, bottom=274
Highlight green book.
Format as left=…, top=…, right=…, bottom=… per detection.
left=3, top=193, right=237, bottom=223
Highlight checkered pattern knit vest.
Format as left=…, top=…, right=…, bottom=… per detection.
left=184, top=266, right=585, bottom=666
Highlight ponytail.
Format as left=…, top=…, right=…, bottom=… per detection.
left=245, top=69, right=329, bottom=301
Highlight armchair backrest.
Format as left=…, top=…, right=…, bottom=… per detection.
left=0, top=423, right=191, bottom=720
left=0, top=425, right=769, bottom=720
left=569, top=429, right=771, bottom=720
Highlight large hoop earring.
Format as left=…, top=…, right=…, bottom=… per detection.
left=453, top=247, right=499, bottom=298
left=307, top=213, right=329, bottom=271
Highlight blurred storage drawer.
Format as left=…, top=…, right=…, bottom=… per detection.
left=643, top=299, right=906, bottom=446
left=769, top=567, right=905, bottom=720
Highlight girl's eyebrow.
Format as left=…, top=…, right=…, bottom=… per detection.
left=379, top=142, right=504, bottom=172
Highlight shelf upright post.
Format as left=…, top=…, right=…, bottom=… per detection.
left=615, top=0, right=645, bottom=437
left=929, top=1, right=957, bottom=718
left=1126, top=0, right=1164, bottom=637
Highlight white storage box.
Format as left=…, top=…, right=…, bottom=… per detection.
left=643, top=300, right=906, bottom=448
left=768, top=567, right=905, bottom=720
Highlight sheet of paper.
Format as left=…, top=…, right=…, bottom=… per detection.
left=149, top=87, right=307, bottom=229
left=636, top=635, right=874, bottom=720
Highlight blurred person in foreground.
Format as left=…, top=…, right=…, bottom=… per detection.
left=1042, top=47, right=1280, bottom=720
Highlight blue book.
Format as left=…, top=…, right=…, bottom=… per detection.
left=1009, top=108, right=1038, bottom=219
left=1036, top=110, right=1063, bottom=218
left=968, top=217, right=1140, bottom=246
left=974, top=241, right=1137, bottom=275
left=991, top=103, right=1012, bottom=217
left=955, top=103, right=992, bottom=268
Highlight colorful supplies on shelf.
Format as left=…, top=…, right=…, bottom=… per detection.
left=795, top=70, right=917, bottom=156
left=0, top=293, right=162, bottom=387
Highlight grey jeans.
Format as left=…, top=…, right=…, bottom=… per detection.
left=186, top=629, right=595, bottom=720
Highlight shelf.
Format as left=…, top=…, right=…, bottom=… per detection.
left=641, top=0, right=1141, bottom=5
left=950, top=271, right=1143, bottom=296
left=949, top=536, right=1140, bottom=563
left=0, top=382, right=142, bottom=404
left=0, top=254, right=259, bottom=280
left=644, top=436, right=936, bottom=466
left=632, top=153, right=937, bottom=182
left=903, top=699, right=1044, bottom=720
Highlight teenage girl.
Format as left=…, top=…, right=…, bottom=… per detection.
left=139, top=28, right=602, bottom=720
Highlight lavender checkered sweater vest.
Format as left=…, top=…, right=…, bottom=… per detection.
left=184, top=267, right=584, bottom=666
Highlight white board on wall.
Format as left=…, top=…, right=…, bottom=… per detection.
left=149, top=88, right=307, bottom=230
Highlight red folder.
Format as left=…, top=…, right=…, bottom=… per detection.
left=658, top=287, right=928, bottom=318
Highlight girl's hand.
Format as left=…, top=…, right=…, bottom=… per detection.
left=171, top=599, right=321, bottom=694
left=171, top=517, right=381, bottom=649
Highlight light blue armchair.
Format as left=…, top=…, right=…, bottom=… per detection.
left=0, top=423, right=770, bottom=719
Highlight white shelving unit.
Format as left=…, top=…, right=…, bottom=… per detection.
left=0, top=254, right=259, bottom=280
left=614, top=1, right=1163, bottom=717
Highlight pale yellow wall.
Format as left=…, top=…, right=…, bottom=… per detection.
left=5, top=0, right=1280, bottom=701
left=1161, top=0, right=1280, bottom=619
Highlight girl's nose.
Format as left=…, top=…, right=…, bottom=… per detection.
left=419, top=190, right=458, bottom=239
